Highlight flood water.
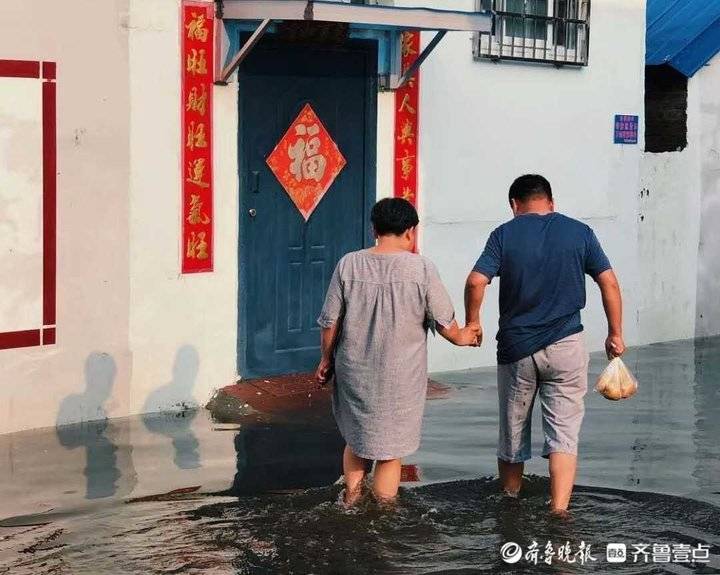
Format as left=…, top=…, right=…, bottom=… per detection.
left=1, top=337, right=719, bottom=574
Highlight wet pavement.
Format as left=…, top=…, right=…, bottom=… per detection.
left=0, top=337, right=719, bottom=574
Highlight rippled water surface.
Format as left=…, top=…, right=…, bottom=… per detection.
left=1, top=338, right=719, bottom=574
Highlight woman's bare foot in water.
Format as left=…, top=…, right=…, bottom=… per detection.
left=342, top=484, right=364, bottom=507
left=549, top=507, right=572, bottom=520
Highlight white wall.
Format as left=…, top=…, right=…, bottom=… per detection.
left=0, top=1, right=133, bottom=434
left=0, top=0, right=240, bottom=435
left=695, top=55, right=720, bottom=338
left=404, top=0, right=647, bottom=370
left=377, top=92, right=395, bottom=198
left=636, top=54, right=720, bottom=343
left=127, top=0, right=239, bottom=417
left=638, top=139, right=701, bottom=342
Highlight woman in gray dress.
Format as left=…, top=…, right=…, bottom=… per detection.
left=316, top=198, right=480, bottom=505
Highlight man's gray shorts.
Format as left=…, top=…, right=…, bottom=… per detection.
left=497, top=333, right=589, bottom=463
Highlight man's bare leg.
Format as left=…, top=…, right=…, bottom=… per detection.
left=548, top=452, right=577, bottom=512
left=343, top=445, right=368, bottom=505
left=498, top=459, right=524, bottom=496
left=373, top=458, right=402, bottom=502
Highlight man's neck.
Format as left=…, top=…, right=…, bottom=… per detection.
left=515, top=202, right=554, bottom=216
left=516, top=209, right=553, bottom=216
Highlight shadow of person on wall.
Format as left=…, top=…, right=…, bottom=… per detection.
left=141, top=345, right=201, bottom=470
left=56, top=352, right=135, bottom=499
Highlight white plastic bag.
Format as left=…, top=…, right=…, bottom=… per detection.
left=595, top=357, right=638, bottom=401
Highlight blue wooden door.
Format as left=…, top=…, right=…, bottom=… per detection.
left=239, top=40, right=377, bottom=378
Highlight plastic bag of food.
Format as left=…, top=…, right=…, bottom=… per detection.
left=595, top=357, right=638, bottom=401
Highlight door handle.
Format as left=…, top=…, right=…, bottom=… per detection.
left=248, top=208, right=257, bottom=218
left=251, top=171, right=260, bottom=194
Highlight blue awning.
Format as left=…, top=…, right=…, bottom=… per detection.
left=646, top=0, right=720, bottom=77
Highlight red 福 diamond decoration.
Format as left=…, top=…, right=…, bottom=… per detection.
left=266, top=104, right=346, bottom=221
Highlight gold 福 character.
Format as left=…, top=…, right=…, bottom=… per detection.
left=185, top=12, right=209, bottom=42
left=288, top=122, right=326, bottom=183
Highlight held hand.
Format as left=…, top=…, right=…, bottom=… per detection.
left=458, top=324, right=482, bottom=347
left=466, top=321, right=483, bottom=347
left=315, top=356, right=334, bottom=386
left=605, top=334, right=626, bottom=359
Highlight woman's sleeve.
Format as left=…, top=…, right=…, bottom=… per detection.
left=317, top=260, right=345, bottom=328
left=425, top=260, right=456, bottom=330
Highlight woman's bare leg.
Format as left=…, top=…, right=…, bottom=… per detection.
left=373, top=458, right=402, bottom=501
left=498, top=459, right=524, bottom=497
left=343, top=445, right=368, bottom=505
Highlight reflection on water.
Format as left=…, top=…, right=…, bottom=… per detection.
left=55, top=353, right=137, bottom=500
left=227, top=422, right=344, bottom=496
left=1, top=337, right=720, bottom=573
left=142, top=345, right=201, bottom=470
left=57, top=418, right=120, bottom=500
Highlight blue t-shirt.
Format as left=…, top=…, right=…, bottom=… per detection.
left=473, top=213, right=611, bottom=364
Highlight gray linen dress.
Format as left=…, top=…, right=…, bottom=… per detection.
left=317, top=250, right=455, bottom=460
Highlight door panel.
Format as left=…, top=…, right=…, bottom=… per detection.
left=239, top=40, right=377, bottom=377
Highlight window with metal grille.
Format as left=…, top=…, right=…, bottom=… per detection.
left=475, top=0, right=590, bottom=66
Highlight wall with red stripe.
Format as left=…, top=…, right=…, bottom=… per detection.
left=0, top=0, right=132, bottom=433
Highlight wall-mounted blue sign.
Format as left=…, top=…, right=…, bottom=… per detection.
left=614, top=115, right=638, bottom=144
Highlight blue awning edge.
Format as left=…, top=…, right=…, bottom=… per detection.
left=646, top=0, right=720, bottom=77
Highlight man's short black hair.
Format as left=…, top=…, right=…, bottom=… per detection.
left=371, top=198, right=419, bottom=236
left=508, top=174, right=553, bottom=204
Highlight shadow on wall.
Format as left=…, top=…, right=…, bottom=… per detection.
left=141, top=345, right=201, bottom=470
left=56, top=352, right=137, bottom=499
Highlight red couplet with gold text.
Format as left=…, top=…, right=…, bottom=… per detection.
left=394, top=31, right=420, bottom=249
left=181, top=1, right=214, bottom=273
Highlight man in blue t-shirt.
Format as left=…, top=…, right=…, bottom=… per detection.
left=464, top=174, right=625, bottom=515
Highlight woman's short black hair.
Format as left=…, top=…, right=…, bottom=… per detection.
left=371, top=198, right=419, bottom=236
left=508, top=174, right=553, bottom=204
